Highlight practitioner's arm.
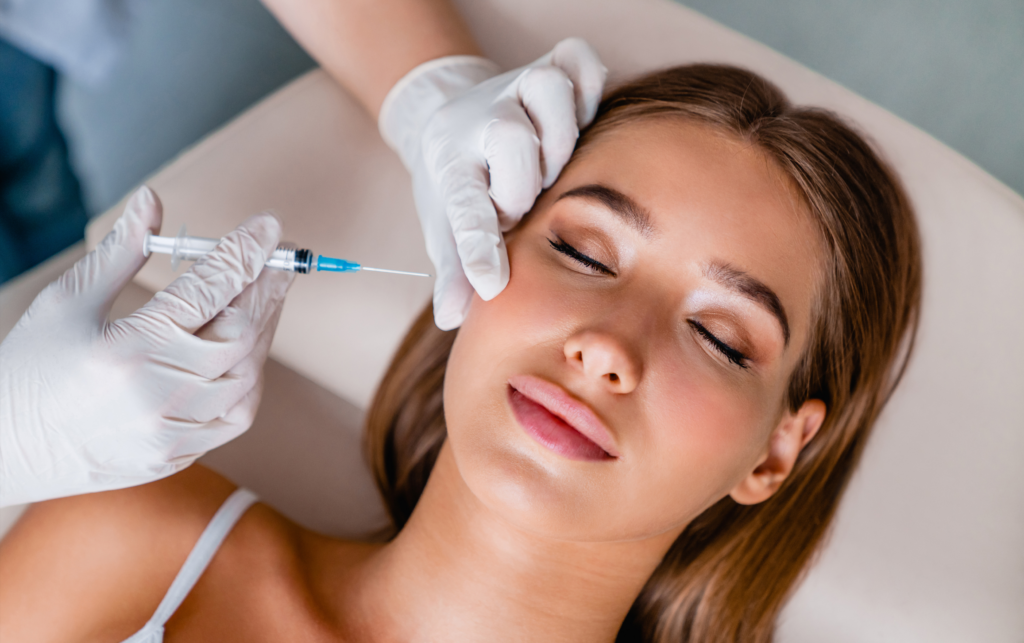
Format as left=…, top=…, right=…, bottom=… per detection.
left=261, top=0, right=479, bottom=116
left=260, top=0, right=607, bottom=329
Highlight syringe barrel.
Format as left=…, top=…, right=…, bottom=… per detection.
left=177, top=236, right=220, bottom=262
left=266, top=247, right=313, bottom=273
left=142, top=232, right=218, bottom=261
left=143, top=231, right=313, bottom=273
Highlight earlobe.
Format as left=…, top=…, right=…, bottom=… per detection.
left=729, top=399, right=826, bottom=505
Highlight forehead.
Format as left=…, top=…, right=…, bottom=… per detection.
left=557, top=117, right=822, bottom=348
left=571, top=117, right=806, bottom=224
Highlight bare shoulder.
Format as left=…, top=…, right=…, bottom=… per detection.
left=0, top=465, right=238, bottom=643
left=0, top=464, right=383, bottom=642
left=166, top=498, right=383, bottom=641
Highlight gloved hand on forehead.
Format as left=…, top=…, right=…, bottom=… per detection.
left=379, top=37, right=607, bottom=330
left=0, top=187, right=294, bottom=507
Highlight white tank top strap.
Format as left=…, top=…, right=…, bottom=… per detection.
left=120, top=487, right=259, bottom=643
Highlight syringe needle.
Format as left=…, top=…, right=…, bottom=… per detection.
left=315, top=255, right=429, bottom=277
left=359, top=266, right=432, bottom=277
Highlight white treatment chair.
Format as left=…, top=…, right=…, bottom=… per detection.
left=2, top=0, right=1021, bottom=639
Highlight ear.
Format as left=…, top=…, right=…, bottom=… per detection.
left=729, top=399, right=826, bottom=505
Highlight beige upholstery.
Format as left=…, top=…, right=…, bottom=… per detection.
left=2, top=0, right=1020, bottom=639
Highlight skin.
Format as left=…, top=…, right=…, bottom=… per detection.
left=0, top=118, right=826, bottom=642
left=261, top=0, right=481, bottom=116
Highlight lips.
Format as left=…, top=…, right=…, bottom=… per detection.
left=507, top=375, right=620, bottom=462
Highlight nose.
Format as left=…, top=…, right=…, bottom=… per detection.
left=563, top=329, right=641, bottom=394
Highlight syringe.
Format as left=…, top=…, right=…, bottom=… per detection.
left=142, top=226, right=430, bottom=277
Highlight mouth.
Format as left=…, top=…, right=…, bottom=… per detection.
left=507, top=375, right=620, bottom=462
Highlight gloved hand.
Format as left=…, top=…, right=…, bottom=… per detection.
left=0, top=186, right=294, bottom=507
left=379, top=38, right=607, bottom=330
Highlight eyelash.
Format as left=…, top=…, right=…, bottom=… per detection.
left=688, top=320, right=750, bottom=369
left=548, top=237, right=615, bottom=276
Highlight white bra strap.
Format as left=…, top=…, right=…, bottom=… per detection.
left=147, top=487, right=259, bottom=627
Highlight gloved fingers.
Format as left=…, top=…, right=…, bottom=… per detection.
left=45, top=185, right=162, bottom=319
left=408, top=169, right=473, bottom=329
left=131, top=211, right=282, bottom=335
left=516, top=65, right=579, bottom=189
left=425, top=215, right=477, bottom=329
left=188, top=262, right=294, bottom=379
left=182, top=303, right=280, bottom=423
left=438, top=162, right=511, bottom=301
left=481, top=104, right=543, bottom=227
left=200, top=369, right=264, bottom=458
left=433, top=265, right=476, bottom=331
left=111, top=262, right=290, bottom=379
left=545, top=38, right=608, bottom=128
left=164, top=373, right=263, bottom=464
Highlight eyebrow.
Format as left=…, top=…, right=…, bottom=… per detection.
left=703, top=261, right=791, bottom=346
left=556, top=184, right=655, bottom=238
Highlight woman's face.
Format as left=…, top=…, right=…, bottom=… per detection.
left=444, top=117, right=824, bottom=542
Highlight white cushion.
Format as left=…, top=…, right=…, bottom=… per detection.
left=82, top=0, right=1024, bottom=639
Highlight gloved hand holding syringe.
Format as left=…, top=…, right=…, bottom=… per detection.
left=1, top=186, right=432, bottom=509
left=144, top=225, right=431, bottom=277
left=1, top=187, right=325, bottom=507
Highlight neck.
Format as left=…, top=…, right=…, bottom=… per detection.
left=341, top=443, right=679, bottom=642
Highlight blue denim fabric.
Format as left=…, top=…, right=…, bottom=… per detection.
left=0, top=37, right=88, bottom=284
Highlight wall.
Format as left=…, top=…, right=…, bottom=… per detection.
left=675, top=0, right=1023, bottom=198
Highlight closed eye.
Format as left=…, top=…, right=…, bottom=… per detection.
left=688, top=320, right=749, bottom=369
left=548, top=237, right=616, bottom=276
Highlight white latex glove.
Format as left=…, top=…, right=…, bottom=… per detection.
left=0, top=187, right=294, bottom=507
left=379, top=37, right=607, bottom=330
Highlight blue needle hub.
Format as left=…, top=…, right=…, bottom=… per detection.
left=317, top=256, right=361, bottom=272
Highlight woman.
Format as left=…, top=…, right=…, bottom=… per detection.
left=0, top=64, right=921, bottom=642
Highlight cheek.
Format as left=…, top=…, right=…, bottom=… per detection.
left=446, top=238, right=620, bottom=454
left=442, top=255, right=563, bottom=454
left=631, top=358, right=776, bottom=524
left=483, top=243, right=587, bottom=332
left=451, top=242, right=589, bottom=370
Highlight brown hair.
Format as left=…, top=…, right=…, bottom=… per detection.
left=365, top=64, right=922, bottom=642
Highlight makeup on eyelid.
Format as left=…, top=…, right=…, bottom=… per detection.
left=549, top=223, right=623, bottom=262
left=548, top=237, right=615, bottom=275
left=685, top=289, right=785, bottom=360
left=688, top=319, right=751, bottom=369
left=547, top=200, right=642, bottom=262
